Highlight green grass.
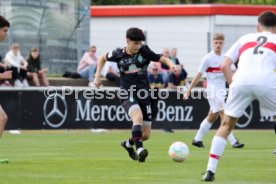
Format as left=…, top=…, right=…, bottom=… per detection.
left=0, top=130, right=275, bottom=184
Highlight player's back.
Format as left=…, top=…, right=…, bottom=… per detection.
left=231, top=32, right=276, bottom=86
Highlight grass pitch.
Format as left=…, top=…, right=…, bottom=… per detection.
left=0, top=130, right=275, bottom=184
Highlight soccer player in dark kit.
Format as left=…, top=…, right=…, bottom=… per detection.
left=93, top=27, right=180, bottom=162
left=0, top=15, right=12, bottom=163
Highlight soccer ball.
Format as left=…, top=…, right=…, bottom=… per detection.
left=168, top=141, right=189, bottom=162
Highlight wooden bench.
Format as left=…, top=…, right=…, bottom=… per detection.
left=47, top=77, right=117, bottom=87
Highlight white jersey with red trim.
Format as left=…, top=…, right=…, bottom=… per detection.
left=225, top=31, right=276, bottom=86
left=198, top=51, right=233, bottom=90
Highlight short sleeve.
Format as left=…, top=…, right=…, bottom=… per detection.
left=106, top=49, right=120, bottom=63
left=140, top=45, right=161, bottom=61
left=225, top=38, right=242, bottom=64
left=197, top=56, right=208, bottom=73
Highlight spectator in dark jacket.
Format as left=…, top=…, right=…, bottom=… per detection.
left=26, top=48, right=49, bottom=86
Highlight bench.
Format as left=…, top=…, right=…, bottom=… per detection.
left=47, top=77, right=117, bottom=87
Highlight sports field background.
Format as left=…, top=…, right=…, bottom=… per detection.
left=0, top=130, right=275, bottom=184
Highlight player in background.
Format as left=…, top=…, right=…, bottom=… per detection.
left=0, top=15, right=11, bottom=164
left=183, top=33, right=244, bottom=149
left=93, top=27, right=180, bottom=162
left=202, top=11, right=276, bottom=182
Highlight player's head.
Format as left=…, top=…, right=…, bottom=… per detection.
left=257, top=11, right=276, bottom=33
left=126, top=27, right=145, bottom=54
left=0, top=15, right=10, bottom=41
left=212, top=33, right=224, bottom=54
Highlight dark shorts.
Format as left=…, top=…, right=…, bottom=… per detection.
left=121, top=96, right=152, bottom=122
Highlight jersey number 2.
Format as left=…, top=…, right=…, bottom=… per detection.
left=253, top=36, right=267, bottom=54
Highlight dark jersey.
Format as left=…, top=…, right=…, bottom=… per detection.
left=106, top=45, right=161, bottom=90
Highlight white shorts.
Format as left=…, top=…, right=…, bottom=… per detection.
left=225, top=85, right=276, bottom=118
left=206, top=90, right=225, bottom=113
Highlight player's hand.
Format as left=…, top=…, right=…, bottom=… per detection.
left=183, top=91, right=190, bottom=100
left=93, top=77, right=101, bottom=88
left=170, top=64, right=181, bottom=73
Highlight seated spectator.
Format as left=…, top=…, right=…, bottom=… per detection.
left=159, top=48, right=171, bottom=83
left=147, top=63, right=164, bottom=89
left=169, top=48, right=180, bottom=65
left=101, top=61, right=120, bottom=87
left=148, top=63, right=174, bottom=133
left=77, top=45, right=98, bottom=87
left=26, top=48, right=49, bottom=86
left=167, top=65, right=188, bottom=89
left=0, top=55, right=11, bottom=86
left=5, top=43, right=29, bottom=87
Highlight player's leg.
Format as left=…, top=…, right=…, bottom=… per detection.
left=202, top=115, right=238, bottom=181
left=120, top=98, right=147, bottom=161
left=141, top=98, right=152, bottom=141
left=0, top=105, right=9, bottom=163
left=192, top=110, right=218, bottom=148
left=218, top=111, right=244, bottom=148
left=256, top=86, right=276, bottom=155
left=129, top=108, right=148, bottom=162
left=0, top=105, right=8, bottom=137
left=202, top=85, right=253, bottom=182
left=271, top=121, right=276, bottom=154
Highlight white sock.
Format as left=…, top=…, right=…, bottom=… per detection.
left=125, top=139, right=132, bottom=148
left=227, top=131, right=237, bottom=145
left=194, top=118, right=212, bottom=141
left=137, top=147, right=144, bottom=155
left=207, top=136, right=227, bottom=173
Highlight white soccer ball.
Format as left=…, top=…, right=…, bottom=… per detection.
left=168, top=141, right=189, bottom=162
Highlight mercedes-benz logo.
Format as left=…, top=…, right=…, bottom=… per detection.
left=236, top=103, right=253, bottom=128
left=43, top=93, right=68, bottom=128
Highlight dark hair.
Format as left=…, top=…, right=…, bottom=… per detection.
left=0, top=15, right=10, bottom=28
left=258, top=11, right=276, bottom=28
left=126, top=27, right=145, bottom=41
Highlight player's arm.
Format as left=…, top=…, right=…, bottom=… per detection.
left=159, top=56, right=181, bottom=72
left=93, top=55, right=107, bottom=88
left=183, top=72, right=202, bottom=100
left=221, top=56, right=234, bottom=85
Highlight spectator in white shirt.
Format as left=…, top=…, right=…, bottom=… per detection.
left=101, top=61, right=120, bottom=86
left=5, top=43, right=29, bottom=87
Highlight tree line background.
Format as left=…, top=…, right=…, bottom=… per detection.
left=91, top=0, right=276, bottom=5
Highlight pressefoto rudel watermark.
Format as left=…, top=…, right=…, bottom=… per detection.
left=43, top=86, right=228, bottom=100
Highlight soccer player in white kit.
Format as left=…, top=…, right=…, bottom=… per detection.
left=202, top=11, right=276, bottom=182
left=184, top=33, right=244, bottom=149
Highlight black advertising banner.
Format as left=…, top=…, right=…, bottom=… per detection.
left=0, top=88, right=274, bottom=130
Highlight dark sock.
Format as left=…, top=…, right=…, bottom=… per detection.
left=128, top=138, right=134, bottom=145
left=274, top=123, right=276, bottom=134
left=131, top=125, right=143, bottom=150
